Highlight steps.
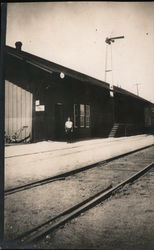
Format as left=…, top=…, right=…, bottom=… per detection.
left=109, top=123, right=119, bottom=137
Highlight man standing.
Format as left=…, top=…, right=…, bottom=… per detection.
left=65, top=117, right=73, bottom=143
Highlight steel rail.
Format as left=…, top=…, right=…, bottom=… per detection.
left=5, top=144, right=154, bottom=196
left=10, top=161, right=154, bottom=249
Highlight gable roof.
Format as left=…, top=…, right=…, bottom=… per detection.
left=5, top=45, right=153, bottom=105
left=113, top=86, right=152, bottom=104
left=6, top=45, right=109, bottom=90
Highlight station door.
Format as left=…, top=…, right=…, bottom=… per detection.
left=55, top=103, right=65, bottom=140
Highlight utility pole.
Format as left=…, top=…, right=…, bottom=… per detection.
left=134, top=83, right=142, bottom=96
left=105, top=36, right=124, bottom=84
left=105, top=36, right=124, bottom=127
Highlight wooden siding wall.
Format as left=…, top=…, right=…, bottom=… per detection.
left=144, top=106, right=152, bottom=127
left=5, top=80, right=32, bottom=141
left=114, top=93, right=145, bottom=124
left=32, top=83, right=72, bottom=142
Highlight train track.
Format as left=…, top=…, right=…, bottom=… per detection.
left=7, top=161, right=154, bottom=249
left=5, top=144, right=154, bottom=196
left=3, top=146, right=154, bottom=248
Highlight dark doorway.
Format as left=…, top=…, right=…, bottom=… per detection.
left=55, top=103, right=64, bottom=140
left=34, top=111, right=46, bottom=142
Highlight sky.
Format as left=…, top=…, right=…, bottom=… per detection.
left=6, top=2, right=154, bottom=102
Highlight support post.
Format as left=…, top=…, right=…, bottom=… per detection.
left=0, top=2, right=7, bottom=246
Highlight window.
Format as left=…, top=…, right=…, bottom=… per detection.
left=80, top=104, right=85, bottom=127
left=85, top=105, right=90, bottom=128
left=73, top=104, right=78, bottom=128
left=74, top=104, right=91, bottom=128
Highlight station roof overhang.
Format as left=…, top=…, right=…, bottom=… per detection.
left=5, top=45, right=110, bottom=91
left=6, top=45, right=153, bottom=105
left=113, top=86, right=152, bottom=105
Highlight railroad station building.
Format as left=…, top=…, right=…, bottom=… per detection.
left=5, top=42, right=154, bottom=143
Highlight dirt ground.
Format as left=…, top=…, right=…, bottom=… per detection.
left=34, top=170, right=154, bottom=250
left=5, top=135, right=154, bottom=190
left=4, top=146, right=154, bottom=248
